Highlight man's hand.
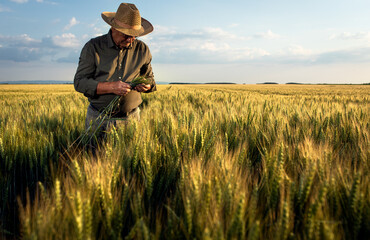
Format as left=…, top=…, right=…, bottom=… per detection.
left=135, top=84, right=151, bottom=92
left=112, top=81, right=132, bottom=96
left=97, top=81, right=131, bottom=96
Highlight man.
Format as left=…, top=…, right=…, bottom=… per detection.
left=74, top=3, right=156, bottom=139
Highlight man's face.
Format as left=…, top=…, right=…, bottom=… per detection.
left=111, top=27, right=136, bottom=49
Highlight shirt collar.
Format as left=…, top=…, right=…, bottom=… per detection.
left=107, top=29, right=116, bottom=49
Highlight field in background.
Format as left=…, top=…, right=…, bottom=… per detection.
left=0, top=84, right=369, bottom=239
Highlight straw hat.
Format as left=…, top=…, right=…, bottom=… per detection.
left=101, top=3, right=153, bottom=37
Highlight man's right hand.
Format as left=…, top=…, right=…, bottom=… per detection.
left=97, top=81, right=131, bottom=96
left=110, top=81, right=132, bottom=96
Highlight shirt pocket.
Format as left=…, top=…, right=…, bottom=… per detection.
left=95, top=54, right=119, bottom=82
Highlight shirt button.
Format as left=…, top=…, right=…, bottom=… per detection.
left=119, top=77, right=122, bottom=80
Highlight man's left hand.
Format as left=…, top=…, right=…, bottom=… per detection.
left=135, top=84, right=151, bottom=92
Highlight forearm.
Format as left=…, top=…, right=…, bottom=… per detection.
left=139, top=55, right=156, bottom=93
left=97, top=81, right=132, bottom=96
left=96, top=82, right=115, bottom=95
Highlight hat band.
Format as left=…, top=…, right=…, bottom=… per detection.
left=114, top=18, right=142, bottom=30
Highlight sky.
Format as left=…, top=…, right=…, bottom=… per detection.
left=1, top=0, right=370, bottom=84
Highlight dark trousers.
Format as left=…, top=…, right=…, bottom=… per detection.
left=84, top=104, right=140, bottom=148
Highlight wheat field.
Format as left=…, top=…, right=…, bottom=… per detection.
left=0, top=84, right=369, bottom=239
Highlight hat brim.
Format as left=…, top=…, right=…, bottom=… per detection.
left=101, top=12, right=153, bottom=37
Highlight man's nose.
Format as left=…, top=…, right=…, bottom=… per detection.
left=128, top=36, right=135, bottom=42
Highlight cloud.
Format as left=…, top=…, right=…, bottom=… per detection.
left=0, top=33, right=80, bottom=49
left=146, top=26, right=245, bottom=42
left=64, top=17, right=79, bottom=30
left=144, top=25, right=370, bottom=66
left=9, top=0, right=28, bottom=3
left=89, top=24, right=106, bottom=37
left=229, top=23, right=239, bottom=28
left=314, top=47, right=370, bottom=64
left=330, top=31, right=370, bottom=41
left=0, top=33, right=81, bottom=62
left=36, top=0, right=58, bottom=5
left=270, top=45, right=370, bottom=65
left=0, top=46, right=43, bottom=62
left=83, top=18, right=109, bottom=37
left=254, top=30, right=280, bottom=39
left=0, top=34, right=55, bottom=62
left=52, top=33, right=80, bottom=48
left=56, top=50, right=80, bottom=63
left=0, top=34, right=40, bottom=47
left=269, top=45, right=316, bottom=64
left=146, top=26, right=370, bottom=66
left=286, top=45, right=313, bottom=56
left=2, top=25, right=370, bottom=68
left=0, top=4, right=11, bottom=12
left=145, top=26, right=261, bottom=64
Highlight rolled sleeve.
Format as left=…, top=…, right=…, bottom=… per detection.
left=140, top=51, right=156, bottom=93
left=74, top=41, right=99, bottom=98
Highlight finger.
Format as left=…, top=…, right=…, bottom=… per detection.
left=119, top=82, right=130, bottom=89
left=121, top=88, right=130, bottom=95
left=122, top=85, right=131, bottom=90
left=135, top=85, right=143, bottom=91
left=137, top=84, right=149, bottom=90
left=141, top=86, right=149, bottom=91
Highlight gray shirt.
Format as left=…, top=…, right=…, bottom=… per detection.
left=74, top=30, right=156, bottom=112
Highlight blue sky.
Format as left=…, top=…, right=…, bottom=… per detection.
left=1, top=0, right=370, bottom=84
